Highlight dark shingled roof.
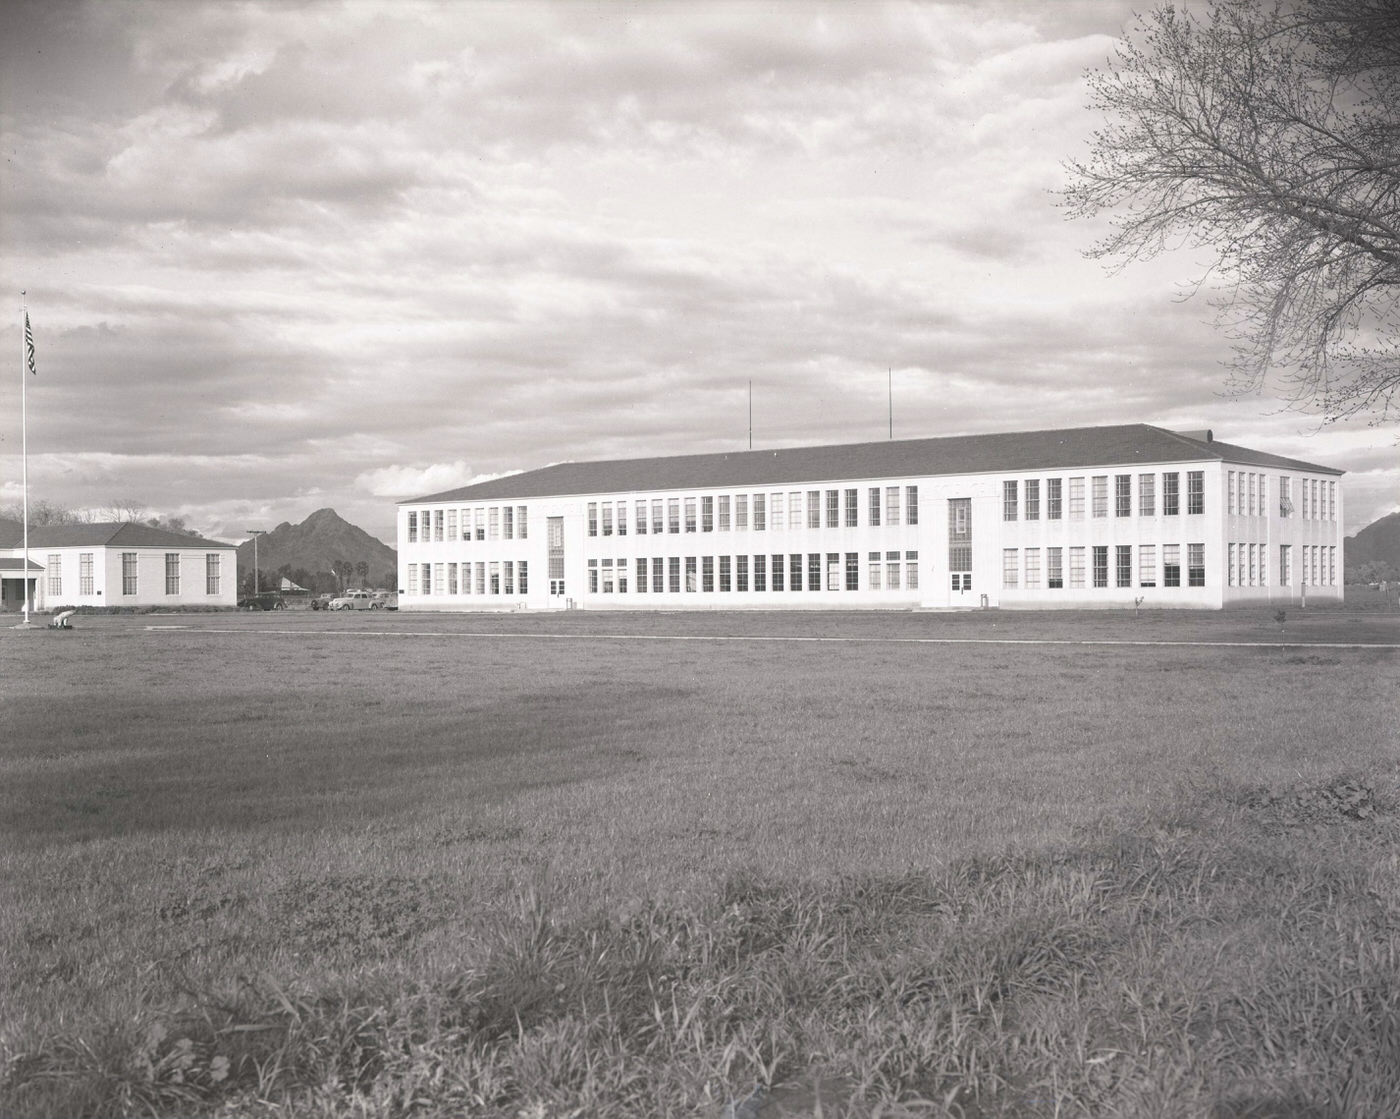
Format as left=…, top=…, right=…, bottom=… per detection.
left=0, top=520, right=235, bottom=550
left=404, top=424, right=1342, bottom=504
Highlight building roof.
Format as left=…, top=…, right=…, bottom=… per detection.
left=404, top=423, right=1343, bottom=504
left=0, top=519, right=235, bottom=550
left=0, top=557, right=44, bottom=572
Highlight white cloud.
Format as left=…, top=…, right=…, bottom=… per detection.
left=354, top=461, right=509, bottom=499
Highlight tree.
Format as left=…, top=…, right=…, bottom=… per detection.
left=0, top=499, right=92, bottom=526
left=355, top=561, right=369, bottom=587
left=1062, top=0, right=1400, bottom=423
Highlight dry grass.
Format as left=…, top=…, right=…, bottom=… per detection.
left=1, top=610, right=1397, bottom=1117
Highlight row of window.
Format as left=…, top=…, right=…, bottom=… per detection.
left=407, top=560, right=529, bottom=596
left=1002, top=472, right=1205, bottom=522
left=1228, top=543, right=1337, bottom=587
left=1230, top=472, right=1336, bottom=521
left=405, top=506, right=529, bottom=544
left=584, top=552, right=923, bottom=594
left=44, top=552, right=223, bottom=596
left=1002, top=544, right=1206, bottom=589
left=587, top=486, right=920, bottom=538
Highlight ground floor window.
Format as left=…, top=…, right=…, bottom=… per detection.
left=1139, top=545, right=1156, bottom=587
left=1003, top=548, right=1018, bottom=589
left=1069, top=547, right=1085, bottom=589
left=1047, top=547, right=1063, bottom=589
left=1116, top=545, right=1132, bottom=588
left=1163, top=545, right=1181, bottom=588
left=1092, top=546, right=1108, bottom=588
left=808, top=553, right=822, bottom=591
left=204, top=553, right=218, bottom=595
left=669, top=556, right=680, bottom=593
left=47, top=554, right=62, bottom=596
left=122, top=552, right=137, bottom=595
left=653, top=557, right=664, bottom=594
left=686, top=557, right=697, bottom=592
left=1024, top=548, right=1040, bottom=589
left=1189, top=544, right=1204, bottom=587
left=868, top=551, right=881, bottom=590
left=846, top=552, right=859, bottom=591
left=754, top=554, right=766, bottom=592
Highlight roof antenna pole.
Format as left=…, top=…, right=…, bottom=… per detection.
left=748, top=379, right=752, bottom=450
left=888, top=367, right=892, bottom=440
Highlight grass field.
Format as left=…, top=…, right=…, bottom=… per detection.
left=2, top=608, right=1398, bottom=1117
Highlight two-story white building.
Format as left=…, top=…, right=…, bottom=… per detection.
left=395, top=424, right=1344, bottom=612
left=0, top=520, right=238, bottom=612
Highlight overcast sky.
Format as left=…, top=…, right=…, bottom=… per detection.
left=2, top=0, right=1395, bottom=546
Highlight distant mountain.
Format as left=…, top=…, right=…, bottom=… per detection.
left=236, top=508, right=396, bottom=587
left=1345, top=511, right=1400, bottom=580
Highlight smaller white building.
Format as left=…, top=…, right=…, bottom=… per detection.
left=0, top=520, right=238, bottom=611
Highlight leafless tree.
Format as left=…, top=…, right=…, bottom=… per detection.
left=1062, top=0, right=1399, bottom=423
left=0, top=499, right=93, bottom=525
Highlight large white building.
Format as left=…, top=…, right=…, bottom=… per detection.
left=396, top=424, right=1344, bottom=612
left=0, top=520, right=238, bottom=612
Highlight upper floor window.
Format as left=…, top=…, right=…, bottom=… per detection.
left=1115, top=475, right=1131, bottom=518
left=1139, top=474, right=1156, bottom=517
left=1162, top=473, right=1180, bottom=516
left=1187, top=471, right=1204, bottom=515
left=1003, top=480, right=1018, bottom=521
left=1046, top=478, right=1062, bottom=520
left=1024, top=480, right=1039, bottom=521
left=1091, top=476, right=1108, bottom=518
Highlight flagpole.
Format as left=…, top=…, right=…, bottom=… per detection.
left=20, top=291, right=32, bottom=626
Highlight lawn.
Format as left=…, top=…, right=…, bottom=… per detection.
left=1, top=609, right=1397, bottom=1117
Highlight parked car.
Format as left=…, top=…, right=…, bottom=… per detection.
left=309, top=593, right=334, bottom=611
left=329, top=589, right=375, bottom=610
left=371, top=590, right=398, bottom=610
left=238, top=592, right=286, bottom=610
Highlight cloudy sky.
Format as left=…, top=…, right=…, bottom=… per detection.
left=2, top=0, right=1395, bottom=546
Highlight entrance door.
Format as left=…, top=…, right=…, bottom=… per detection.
left=948, top=498, right=973, bottom=603
left=546, top=516, right=566, bottom=603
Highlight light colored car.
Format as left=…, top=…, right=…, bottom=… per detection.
left=329, top=589, right=375, bottom=610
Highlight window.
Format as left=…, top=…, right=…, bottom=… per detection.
left=808, top=552, right=822, bottom=591
left=907, top=487, right=918, bottom=526
left=652, top=558, right=664, bottom=594
left=1092, top=546, right=1108, bottom=588
left=770, top=492, right=784, bottom=529
left=636, top=557, right=647, bottom=592
left=847, top=552, right=860, bottom=590
left=588, top=503, right=598, bottom=537
left=791, top=553, right=804, bottom=591
left=1069, top=547, right=1086, bottom=588
left=1025, top=548, right=1041, bottom=588
left=807, top=491, right=820, bottom=530
left=869, top=487, right=881, bottom=527
left=1114, top=546, right=1136, bottom=591
left=884, top=550, right=901, bottom=591
left=827, top=553, right=841, bottom=591
left=1092, top=476, right=1108, bottom=518
left=476, top=562, right=486, bottom=594
left=719, top=555, right=731, bottom=592
left=79, top=552, right=95, bottom=595
left=1228, top=471, right=1236, bottom=515
left=668, top=498, right=680, bottom=534
left=1139, top=544, right=1156, bottom=587
left=886, top=486, right=901, bottom=527
left=1163, top=544, right=1181, bottom=587
left=448, top=563, right=459, bottom=595
left=1228, top=543, right=1236, bottom=586
left=601, top=503, right=613, bottom=537
left=653, top=499, right=665, bottom=535
left=1047, top=547, right=1064, bottom=589
left=505, top=561, right=517, bottom=595
left=502, top=506, right=513, bottom=539
left=1003, top=480, right=1018, bottom=521
left=165, top=553, right=180, bottom=595
left=1249, top=544, right=1258, bottom=587
left=736, top=555, right=748, bottom=591
left=422, top=563, right=433, bottom=594
left=1025, top=479, right=1040, bottom=521
left=1163, top=473, right=1180, bottom=516
left=1258, top=544, right=1267, bottom=587
left=1139, top=474, right=1155, bottom=517
left=685, top=498, right=697, bottom=533
left=1047, top=478, right=1062, bottom=520
left=845, top=489, right=859, bottom=528
left=1248, top=474, right=1257, bottom=517
left=519, top=561, right=529, bottom=595
left=407, top=564, right=419, bottom=594
left=735, top=494, right=748, bottom=530
left=906, top=551, right=919, bottom=590
left=1116, top=475, right=1131, bottom=518
left=1068, top=477, right=1085, bottom=520
left=702, top=556, right=714, bottom=592
left=790, top=492, right=804, bottom=530
left=702, top=496, right=713, bottom=532
left=587, top=559, right=598, bottom=594
left=868, top=551, right=882, bottom=590
left=1329, top=481, right=1337, bottom=521
left=1237, top=471, right=1247, bottom=517
left=718, top=495, right=730, bottom=531
left=435, top=509, right=445, bottom=541
left=753, top=493, right=766, bottom=531
left=613, top=503, right=624, bottom=537
left=518, top=506, right=528, bottom=539
left=948, top=498, right=972, bottom=573
left=754, top=554, right=766, bottom=591
left=1329, top=546, right=1336, bottom=586
left=635, top=500, right=648, bottom=535
left=1253, top=475, right=1263, bottom=519
left=47, top=554, right=62, bottom=596
left=1280, top=544, right=1291, bottom=585
left=407, top=511, right=418, bottom=543
left=475, top=510, right=486, bottom=541
left=685, top=556, right=697, bottom=592
left=122, top=552, right=138, bottom=595
left=669, top=556, right=681, bottom=593
left=771, top=553, right=785, bottom=591
left=826, top=490, right=839, bottom=529
left=1003, top=549, right=1019, bottom=589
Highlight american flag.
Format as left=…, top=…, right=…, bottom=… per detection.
left=24, top=312, right=36, bottom=375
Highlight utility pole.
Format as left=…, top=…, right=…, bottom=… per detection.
left=245, top=529, right=265, bottom=596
